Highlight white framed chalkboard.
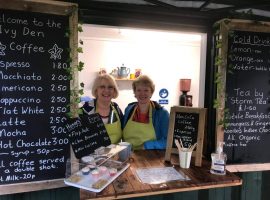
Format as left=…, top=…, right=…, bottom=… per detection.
left=215, top=19, right=270, bottom=172
left=0, top=0, right=78, bottom=195
left=165, top=106, right=206, bottom=167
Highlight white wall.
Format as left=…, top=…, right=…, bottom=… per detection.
left=79, top=24, right=206, bottom=112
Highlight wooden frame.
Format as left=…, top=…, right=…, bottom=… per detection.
left=0, top=0, right=78, bottom=195
left=216, top=19, right=270, bottom=172
left=165, top=106, right=206, bottom=167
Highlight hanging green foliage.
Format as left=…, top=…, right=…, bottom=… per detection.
left=213, top=20, right=234, bottom=129
left=66, top=23, right=85, bottom=118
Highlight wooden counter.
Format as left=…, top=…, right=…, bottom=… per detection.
left=80, top=150, right=242, bottom=200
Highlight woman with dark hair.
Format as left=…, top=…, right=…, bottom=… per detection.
left=122, top=75, right=169, bottom=150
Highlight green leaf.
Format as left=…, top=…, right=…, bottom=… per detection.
left=77, top=47, right=83, bottom=53
left=77, top=61, right=84, bottom=71
left=77, top=108, right=83, bottom=115
left=66, top=112, right=72, bottom=118
left=65, top=67, right=71, bottom=73
left=214, top=79, right=220, bottom=84
left=213, top=103, right=218, bottom=109
left=66, top=57, right=73, bottom=63
left=76, top=97, right=81, bottom=103
left=215, top=72, right=221, bottom=79
left=66, top=48, right=71, bottom=53
left=224, top=108, right=230, bottom=113
left=216, top=41, right=222, bottom=48
left=215, top=60, right=222, bottom=66
left=78, top=89, right=84, bottom=95
left=68, top=75, right=73, bottom=80
left=78, top=25, right=83, bottom=32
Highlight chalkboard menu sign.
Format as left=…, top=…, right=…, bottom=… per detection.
left=0, top=8, right=72, bottom=186
left=65, top=114, right=111, bottom=159
left=165, top=106, right=206, bottom=166
left=173, top=112, right=199, bottom=148
left=224, top=29, right=270, bottom=164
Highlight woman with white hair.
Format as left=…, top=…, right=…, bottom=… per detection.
left=81, top=74, right=123, bottom=144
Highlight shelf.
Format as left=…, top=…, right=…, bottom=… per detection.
left=115, top=78, right=135, bottom=81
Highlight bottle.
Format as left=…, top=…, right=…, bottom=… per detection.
left=210, top=142, right=227, bottom=175
left=179, top=91, right=187, bottom=106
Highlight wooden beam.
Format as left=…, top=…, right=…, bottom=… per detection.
left=0, top=0, right=77, bottom=16
left=143, top=0, right=180, bottom=9
left=199, top=0, right=213, bottom=11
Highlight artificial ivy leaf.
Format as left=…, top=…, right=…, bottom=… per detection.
left=77, top=61, right=84, bottom=71
left=67, top=75, right=73, bottom=80
left=66, top=112, right=72, bottom=118
left=79, top=89, right=84, bottom=95
left=76, top=97, right=81, bottom=103
left=77, top=108, right=83, bottom=115
left=78, top=25, right=83, bottom=32
left=66, top=57, right=73, bottom=63
left=77, top=47, right=83, bottom=53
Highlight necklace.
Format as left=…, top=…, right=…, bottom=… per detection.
left=99, top=113, right=109, bottom=118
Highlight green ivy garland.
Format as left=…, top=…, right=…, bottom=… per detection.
left=213, top=20, right=232, bottom=129
left=65, top=23, right=85, bottom=118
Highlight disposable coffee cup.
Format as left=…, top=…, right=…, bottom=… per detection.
left=118, top=142, right=132, bottom=162
left=179, top=148, right=192, bottom=168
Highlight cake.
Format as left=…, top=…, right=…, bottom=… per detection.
left=109, top=168, right=117, bottom=176
left=81, top=156, right=94, bottom=164
left=91, top=169, right=100, bottom=177
left=98, top=166, right=108, bottom=174
left=81, top=167, right=90, bottom=175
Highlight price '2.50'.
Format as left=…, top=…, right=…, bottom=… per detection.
left=50, top=106, right=67, bottom=114
left=50, top=84, right=67, bottom=92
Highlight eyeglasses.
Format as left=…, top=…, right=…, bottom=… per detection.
left=99, top=85, right=114, bottom=90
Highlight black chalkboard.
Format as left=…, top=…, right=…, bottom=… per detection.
left=65, top=114, right=111, bottom=159
left=173, top=112, right=199, bottom=148
left=165, top=106, right=206, bottom=166
left=224, top=30, right=270, bottom=164
left=0, top=8, right=71, bottom=185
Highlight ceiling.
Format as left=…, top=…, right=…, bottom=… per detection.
left=62, top=0, right=270, bottom=32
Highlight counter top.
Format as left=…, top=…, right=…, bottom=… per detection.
left=80, top=150, right=242, bottom=200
